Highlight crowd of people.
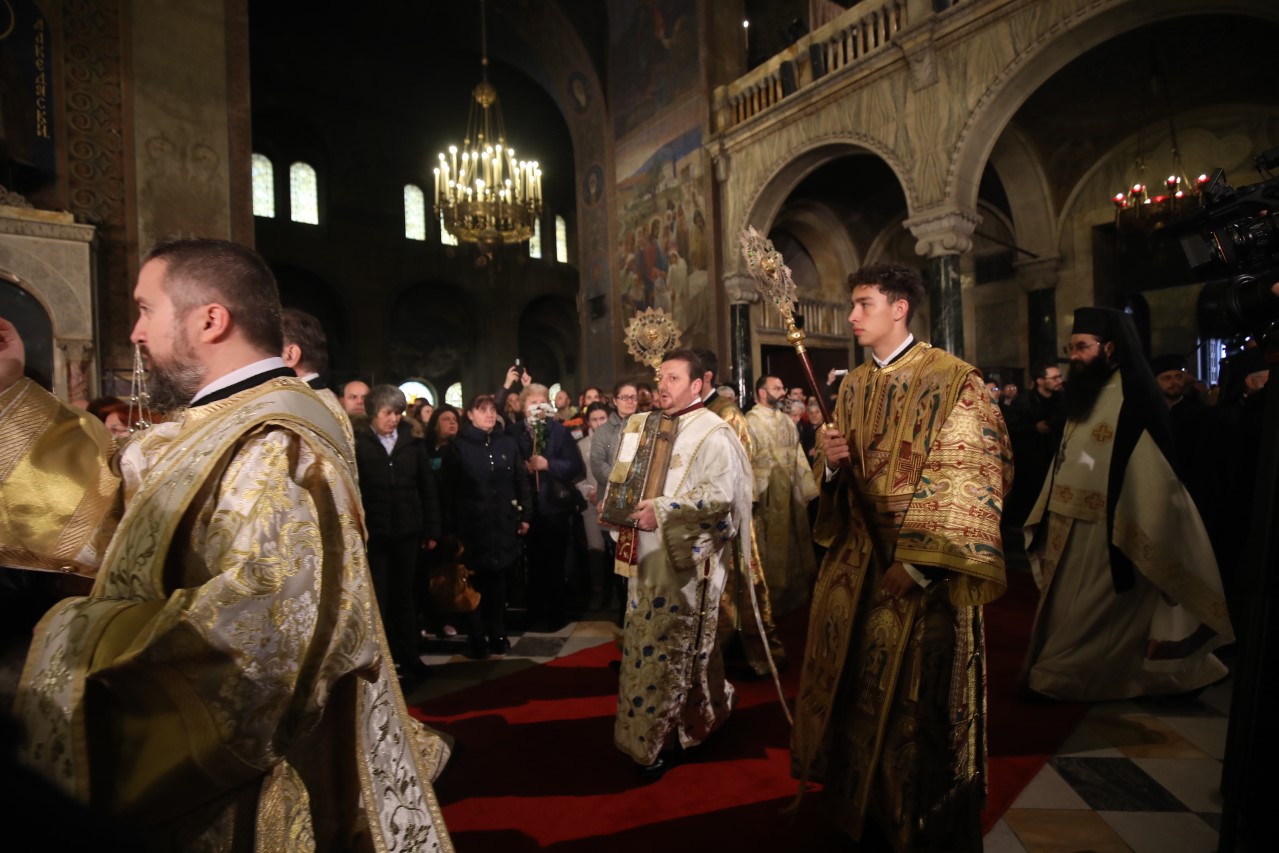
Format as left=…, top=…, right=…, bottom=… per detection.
left=0, top=237, right=1269, bottom=851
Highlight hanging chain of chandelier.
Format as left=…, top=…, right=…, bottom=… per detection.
left=1109, top=59, right=1205, bottom=234
left=434, top=0, right=542, bottom=259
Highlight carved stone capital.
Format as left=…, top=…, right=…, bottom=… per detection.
left=903, top=206, right=982, bottom=258
left=710, top=142, right=731, bottom=183
left=1014, top=255, right=1061, bottom=290
left=895, top=20, right=938, bottom=91
left=722, top=272, right=760, bottom=305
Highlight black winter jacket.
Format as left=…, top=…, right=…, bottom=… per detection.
left=355, top=421, right=442, bottom=542
left=440, top=422, right=533, bottom=572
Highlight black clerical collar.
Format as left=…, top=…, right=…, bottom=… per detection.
left=872, top=335, right=919, bottom=368
left=305, top=375, right=326, bottom=391
left=190, top=366, right=297, bottom=407
left=667, top=400, right=704, bottom=419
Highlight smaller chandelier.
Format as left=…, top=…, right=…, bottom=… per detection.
left=434, top=0, right=542, bottom=261
left=1110, top=168, right=1204, bottom=234
left=1109, top=59, right=1203, bottom=234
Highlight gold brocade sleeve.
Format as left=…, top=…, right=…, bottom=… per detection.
left=81, top=428, right=382, bottom=820
left=0, top=378, right=119, bottom=575
left=895, top=373, right=1012, bottom=605
left=653, top=429, right=746, bottom=573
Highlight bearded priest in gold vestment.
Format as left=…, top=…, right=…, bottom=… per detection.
left=745, top=374, right=819, bottom=616
left=607, top=350, right=754, bottom=776
left=0, top=240, right=451, bottom=852
left=792, top=265, right=1011, bottom=852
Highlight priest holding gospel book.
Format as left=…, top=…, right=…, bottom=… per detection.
left=601, top=348, right=754, bottom=777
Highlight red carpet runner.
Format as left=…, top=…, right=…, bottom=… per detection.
left=412, top=570, right=1088, bottom=850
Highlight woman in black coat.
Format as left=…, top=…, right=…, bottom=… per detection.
left=440, top=393, right=533, bottom=656
left=355, top=384, right=441, bottom=683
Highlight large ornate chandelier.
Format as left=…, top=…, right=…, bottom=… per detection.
left=434, top=0, right=542, bottom=261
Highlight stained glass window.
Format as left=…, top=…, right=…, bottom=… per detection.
left=529, top=217, right=542, bottom=259
left=445, top=382, right=464, bottom=408
left=440, top=215, right=458, bottom=246
left=290, top=162, right=319, bottom=224
left=555, top=215, right=568, bottom=263
left=404, top=184, right=426, bottom=240
left=252, top=154, right=274, bottom=218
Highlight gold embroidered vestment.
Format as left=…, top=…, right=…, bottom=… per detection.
left=793, top=344, right=1011, bottom=851
left=4, top=377, right=452, bottom=852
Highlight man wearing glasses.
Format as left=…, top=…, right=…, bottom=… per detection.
left=1004, top=363, right=1065, bottom=527
left=1021, top=307, right=1233, bottom=702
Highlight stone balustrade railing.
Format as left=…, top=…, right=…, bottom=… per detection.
left=758, top=296, right=850, bottom=340
left=713, top=0, right=911, bottom=133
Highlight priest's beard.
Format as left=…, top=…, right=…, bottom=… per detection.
left=146, top=327, right=205, bottom=412
left=1063, top=356, right=1117, bottom=422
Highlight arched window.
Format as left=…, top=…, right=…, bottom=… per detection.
left=439, top=215, right=458, bottom=247
left=398, top=380, right=435, bottom=407
left=529, top=218, right=542, bottom=259
left=555, top=215, right=568, bottom=264
left=251, top=153, right=275, bottom=218
left=404, top=184, right=426, bottom=241
left=445, top=382, right=464, bottom=408
left=290, top=162, right=319, bottom=224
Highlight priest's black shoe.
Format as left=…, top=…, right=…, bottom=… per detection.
left=489, top=636, right=512, bottom=655
left=466, top=638, right=491, bottom=660
left=636, top=750, right=678, bottom=780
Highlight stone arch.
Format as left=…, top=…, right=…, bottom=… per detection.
left=0, top=272, right=55, bottom=390
left=987, top=124, right=1057, bottom=260
left=864, top=212, right=918, bottom=268
left=741, top=139, right=915, bottom=252
left=519, top=293, right=580, bottom=387
left=387, top=281, right=482, bottom=392
left=769, top=199, right=860, bottom=302
left=274, top=264, right=350, bottom=375
left=948, top=0, right=1279, bottom=215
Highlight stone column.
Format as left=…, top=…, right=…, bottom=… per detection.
left=904, top=206, right=980, bottom=356
left=1016, top=255, right=1062, bottom=370
left=723, top=272, right=758, bottom=402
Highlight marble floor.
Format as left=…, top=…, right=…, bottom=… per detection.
left=409, top=619, right=1232, bottom=853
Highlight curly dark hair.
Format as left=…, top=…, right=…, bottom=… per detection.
left=847, top=263, right=926, bottom=323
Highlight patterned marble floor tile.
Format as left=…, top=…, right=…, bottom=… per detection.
left=1049, top=757, right=1186, bottom=812
left=1130, top=758, right=1224, bottom=813
left=408, top=657, right=536, bottom=702
left=1161, top=716, right=1228, bottom=760
left=1085, top=714, right=1212, bottom=759
left=1098, top=810, right=1219, bottom=853
left=1055, top=720, right=1125, bottom=758
left=511, top=634, right=570, bottom=657
left=1087, top=699, right=1145, bottom=718
left=558, top=635, right=616, bottom=658
left=1132, top=692, right=1226, bottom=718
left=983, top=817, right=1029, bottom=852
left=1003, top=808, right=1131, bottom=853
left=570, top=620, right=622, bottom=639
left=1011, top=763, right=1091, bottom=810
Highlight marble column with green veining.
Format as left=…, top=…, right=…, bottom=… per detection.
left=928, top=254, right=964, bottom=355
